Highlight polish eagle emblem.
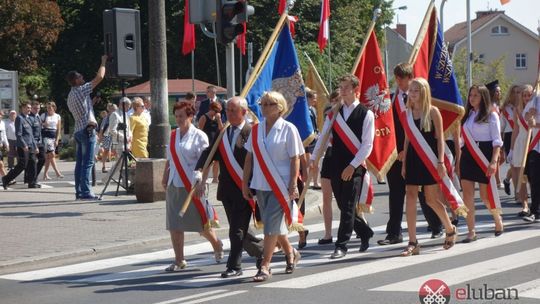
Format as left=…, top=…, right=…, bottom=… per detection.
left=363, top=84, right=391, bottom=118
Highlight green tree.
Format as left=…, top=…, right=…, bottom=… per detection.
left=0, top=0, right=64, bottom=73
left=452, top=48, right=513, bottom=102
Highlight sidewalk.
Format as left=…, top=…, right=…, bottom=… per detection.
left=0, top=160, right=323, bottom=275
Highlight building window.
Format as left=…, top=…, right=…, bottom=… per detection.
left=491, top=25, right=509, bottom=35
left=515, top=53, right=527, bottom=69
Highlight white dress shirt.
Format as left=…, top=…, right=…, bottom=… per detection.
left=166, top=124, right=209, bottom=187
left=0, top=120, right=8, bottom=148
left=245, top=117, right=304, bottom=191
left=6, top=119, right=16, bottom=141
left=463, top=110, right=503, bottom=147
left=524, top=96, right=540, bottom=153
left=310, top=100, right=375, bottom=168
left=228, top=120, right=246, bottom=147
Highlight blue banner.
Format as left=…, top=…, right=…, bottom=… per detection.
left=245, top=24, right=314, bottom=143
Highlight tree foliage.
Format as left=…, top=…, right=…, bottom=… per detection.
left=0, top=0, right=64, bottom=73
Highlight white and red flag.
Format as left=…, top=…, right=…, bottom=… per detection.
left=318, top=0, right=330, bottom=52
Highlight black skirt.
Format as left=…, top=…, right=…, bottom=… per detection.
left=405, top=120, right=438, bottom=186
left=320, top=146, right=333, bottom=179
left=460, top=141, right=493, bottom=184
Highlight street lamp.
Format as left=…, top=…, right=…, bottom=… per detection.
left=440, top=0, right=448, bottom=30
left=384, top=5, right=408, bottom=76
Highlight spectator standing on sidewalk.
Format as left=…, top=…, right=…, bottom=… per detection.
left=2, top=103, right=39, bottom=189
left=41, top=101, right=63, bottom=180
left=6, top=110, right=17, bottom=170
left=65, top=55, right=107, bottom=200
left=0, top=110, right=9, bottom=179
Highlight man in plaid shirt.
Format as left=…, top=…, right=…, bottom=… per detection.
left=66, top=55, right=107, bottom=200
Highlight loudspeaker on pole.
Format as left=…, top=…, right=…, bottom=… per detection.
left=103, top=8, right=142, bottom=79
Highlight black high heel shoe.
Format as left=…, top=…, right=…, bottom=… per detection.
left=298, top=230, right=309, bottom=249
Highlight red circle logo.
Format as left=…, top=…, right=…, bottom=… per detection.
left=419, top=279, right=451, bottom=304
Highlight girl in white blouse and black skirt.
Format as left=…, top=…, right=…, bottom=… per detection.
left=459, top=85, right=504, bottom=243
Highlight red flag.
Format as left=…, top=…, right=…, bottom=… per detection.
left=353, top=30, right=396, bottom=178
left=411, top=5, right=464, bottom=132
left=288, top=16, right=299, bottom=38
left=236, top=23, right=246, bottom=55
left=278, top=0, right=286, bottom=14
left=500, top=0, right=511, bottom=5
left=182, top=0, right=195, bottom=55
left=318, top=0, right=330, bottom=52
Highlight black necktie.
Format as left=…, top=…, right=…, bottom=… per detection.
left=228, top=126, right=236, bottom=147
left=402, top=92, right=408, bottom=102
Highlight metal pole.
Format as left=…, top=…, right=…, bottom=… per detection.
left=191, top=51, right=195, bottom=92
left=213, top=23, right=222, bottom=87
left=226, top=42, right=235, bottom=98
left=327, top=22, right=332, bottom=89
left=440, top=0, right=448, bottom=30
left=466, top=0, right=472, bottom=88
left=147, top=0, right=170, bottom=158
left=239, top=45, right=243, bottom=92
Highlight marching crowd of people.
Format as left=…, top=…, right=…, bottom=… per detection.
left=1, top=58, right=538, bottom=284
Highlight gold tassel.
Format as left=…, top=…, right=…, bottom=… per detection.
left=489, top=208, right=503, bottom=217
left=253, top=221, right=264, bottom=230
left=455, top=205, right=469, bottom=218
left=288, top=223, right=305, bottom=232
left=356, top=204, right=374, bottom=214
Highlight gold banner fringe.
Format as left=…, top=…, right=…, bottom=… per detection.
left=203, top=220, right=221, bottom=231
left=253, top=221, right=264, bottom=230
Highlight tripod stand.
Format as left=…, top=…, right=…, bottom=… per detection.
left=99, top=81, right=136, bottom=199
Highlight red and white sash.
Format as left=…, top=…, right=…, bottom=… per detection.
left=251, top=124, right=303, bottom=230
left=518, top=112, right=530, bottom=132
left=461, top=126, right=502, bottom=214
left=396, top=99, right=467, bottom=217
left=530, top=129, right=540, bottom=152
left=169, top=129, right=219, bottom=230
left=502, top=109, right=514, bottom=130
left=401, top=110, right=466, bottom=215
left=218, top=128, right=261, bottom=228
left=327, top=111, right=374, bottom=213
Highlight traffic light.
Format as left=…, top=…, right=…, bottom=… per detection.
left=215, top=0, right=254, bottom=44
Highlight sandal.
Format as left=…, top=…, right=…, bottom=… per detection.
left=214, top=239, right=224, bottom=263
left=253, top=267, right=272, bottom=282
left=401, top=241, right=420, bottom=256
left=285, top=248, right=301, bottom=274
left=165, top=260, right=187, bottom=272
left=443, top=225, right=457, bottom=250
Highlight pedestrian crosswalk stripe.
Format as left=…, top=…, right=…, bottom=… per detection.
left=256, top=228, right=540, bottom=289
left=508, top=278, right=540, bottom=299
left=370, top=247, right=540, bottom=292
left=151, top=290, right=226, bottom=304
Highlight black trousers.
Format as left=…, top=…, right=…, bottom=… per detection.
left=221, top=194, right=263, bottom=270
left=527, top=151, right=540, bottom=215
left=331, top=170, right=373, bottom=251
left=24, top=146, right=44, bottom=184
left=4, top=147, right=36, bottom=185
left=385, top=160, right=405, bottom=237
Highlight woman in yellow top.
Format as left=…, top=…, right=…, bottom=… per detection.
left=129, top=97, right=149, bottom=158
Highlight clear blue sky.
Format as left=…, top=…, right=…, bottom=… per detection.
left=390, top=0, right=539, bottom=44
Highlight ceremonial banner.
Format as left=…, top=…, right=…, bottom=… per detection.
left=410, top=4, right=464, bottom=133
left=243, top=20, right=315, bottom=145
left=353, top=30, right=396, bottom=179
left=304, top=54, right=330, bottom=130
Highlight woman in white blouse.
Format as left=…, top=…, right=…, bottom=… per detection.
left=509, top=85, right=533, bottom=216
left=161, top=102, right=223, bottom=272
left=242, top=91, right=304, bottom=282
left=40, top=102, right=63, bottom=179
left=458, top=84, right=504, bottom=242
